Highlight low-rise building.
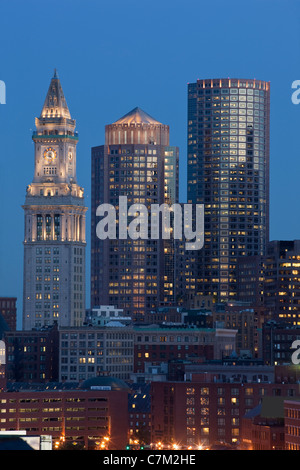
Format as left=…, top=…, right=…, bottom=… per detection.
left=59, top=326, right=134, bottom=382
left=0, top=377, right=129, bottom=450
left=284, top=398, right=300, bottom=450
left=150, top=377, right=300, bottom=448
left=133, top=325, right=237, bottom=374
left=85, top=305, right=131, bottom=327
left=241, top=397, right=285, bottom=450
left=4, top=324, right=59, bottom=382
left=0, top=431, right=52, bottom=450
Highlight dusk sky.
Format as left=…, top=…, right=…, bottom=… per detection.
left=0, top=0, right=299, bottom=327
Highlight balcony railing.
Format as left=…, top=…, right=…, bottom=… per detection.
left=32, top=131, right=79, bottom=140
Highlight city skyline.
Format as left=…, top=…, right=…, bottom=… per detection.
left=0, top=0, right=300, bottom=327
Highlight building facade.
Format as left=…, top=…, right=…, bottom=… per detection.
left=128, top=383, right=151, bottom=446
left=91, top=107, right=179, bottom=322
left=213, top=303, right=257, bottom=357
left=284, top=399, right=300, bottom=450
left=186, top=78, right=270, bottom=302
left=133, top=325, right=237, bottom=374
left=237, top=255, right=265, bottom=306
left=4, top=324, right=59, bottom=382
left=0, top=297, right=17, bottom=332
left=86, top=305, right=131, bottom=327
left=22, top=71, right=87, bottom=330
left=59, top=326, right=134, bottom=382
left=241, top=397, right=285, bottom=450
left=262, top=321, right=300, bottom=365
left=151, top=379, right=299, bottom=449
left=0, top=377, right=129, bottom=450
left=236, top=240, right=300, bottom=329
left=264, top=240, right=300, bottom=324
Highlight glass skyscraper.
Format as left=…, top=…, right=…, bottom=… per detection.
left=187, top=78, right=270, bottom=302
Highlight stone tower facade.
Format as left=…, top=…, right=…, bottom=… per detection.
left=22, top=71, right=87, bottom=330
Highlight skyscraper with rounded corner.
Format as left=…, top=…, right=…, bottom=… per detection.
left=187, top=78, right=270, bottom=302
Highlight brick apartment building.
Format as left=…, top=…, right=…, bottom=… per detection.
left=284, top=398, right=300, bottom=450
left=150, top=378, right=300, bottom=448
left=4, top=324, right=59, bottom=382
left=133, top=325, right=237, bottom=374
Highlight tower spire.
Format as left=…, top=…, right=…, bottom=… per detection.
left=39, top=71, right=71, bottom=120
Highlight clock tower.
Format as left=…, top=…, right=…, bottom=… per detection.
left=22, top=70, right=87, bottom=330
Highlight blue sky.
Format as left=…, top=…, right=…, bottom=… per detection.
left=0, top=0, right=299, bottom=326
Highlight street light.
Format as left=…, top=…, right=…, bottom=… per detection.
left=99, top=435, right=110, bottom=450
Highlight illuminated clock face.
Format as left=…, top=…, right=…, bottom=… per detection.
left=43, top=147, right=57, bottom=164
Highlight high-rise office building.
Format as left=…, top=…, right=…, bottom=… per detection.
left=264, top=240, right=300, bottom=324
left=187, top=78, right=270, bottom=302
left=237, top=240, right=300, bottom=328
left=91, top=107, right=179, bottom=322
left=22, top=71, right=87, bottom=330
